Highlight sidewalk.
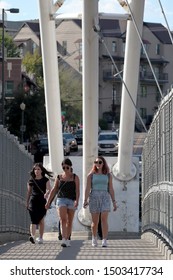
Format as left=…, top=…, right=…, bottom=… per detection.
left=0, top=232, right=166, bottom=260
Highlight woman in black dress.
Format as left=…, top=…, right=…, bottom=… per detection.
left=26, top=163, right=53, bottom=244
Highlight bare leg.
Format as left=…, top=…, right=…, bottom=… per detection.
left=57, top=206, right=68, bottom=239
left=101, top=211, right=109, bottom=239
left=91, top=213, right=100, bottom=237
left=66, top=209, right=75, bottom=239
left=30, top=223, right=36, bottom=238
left=39, top=218, right=44, bottom=238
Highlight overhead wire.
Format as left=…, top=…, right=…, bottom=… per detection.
left=158, top=0, right=173, bottom=45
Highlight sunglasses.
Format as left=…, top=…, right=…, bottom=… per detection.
left=62, top=166, right=70, bottom=170
left=94, top=160, right=103, bottom=164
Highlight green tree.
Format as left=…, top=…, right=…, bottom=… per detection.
left=22, top=50, right=43, bottom=88
left=59, top=62, right=82, bottom=126
left=22, top=52, right=82, bottom=126
left=6, top=88, right=47, bottom=141
left=0, top=30, right=20, bottom=57
left=6, top=51, right=82, bottom=139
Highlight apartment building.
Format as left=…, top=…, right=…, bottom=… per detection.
left=55, top=17, right=173, bottom=129
left=9, top=16, right=173, bottom=129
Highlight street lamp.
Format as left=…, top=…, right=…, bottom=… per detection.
left=1, top=8, right=19, bottom=126
left=20, top=102, right=26, bottom=144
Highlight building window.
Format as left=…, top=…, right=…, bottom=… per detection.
left=62, top=40, right=67, bottom=56
left=5, top=81, right=14, bottom=97
left=123, top=42, right=126, bottom=53
left=112, top=41, right=117, bottom=53
left=19, top=47, right=24, bottom=57
left=154, top=67, right=160, bottom=79
left=141, top=85, right=147, bottom=97
left=156, top=44, right=160, bottom=55
left=140, top=108, right=147, bottom=119
left=140, top=65, right=147, bottom=78
left=79, top=42, right=82, bottom=55
left=32, top=42, right=37, bottom=54
left=79, top=59, right=82, bottom=72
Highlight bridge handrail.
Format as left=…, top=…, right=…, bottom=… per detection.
left=0, top=126, right=33, bottom=243
left=142, top=88, right=173, bottom=249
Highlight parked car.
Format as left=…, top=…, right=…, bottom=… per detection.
left=30, top=137, right=70, bottom=162
left=63, top=132, right=78, bottom=151
left=63, top=138, right=71, bottom=156
left=98, top=131, right=118, bottom=155
left=74, top=129, right=83, bottom=145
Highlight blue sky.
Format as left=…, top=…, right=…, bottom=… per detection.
left=0, top=0, right=173, bottom=29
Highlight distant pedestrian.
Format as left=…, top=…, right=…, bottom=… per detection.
left=26, top=163, right=53, bottom=244
left=46, top=158, right=80, bottom=247
left=83, top=156, right=117, bottom=247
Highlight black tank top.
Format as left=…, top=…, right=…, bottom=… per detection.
left=57, top=174, right=76, bottom=200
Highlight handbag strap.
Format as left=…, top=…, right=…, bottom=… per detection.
left=56, top=173, right=76, bottom=196
left=56, top=175, right=68, bottom=197
left=31, top=176, right=45, bottom=195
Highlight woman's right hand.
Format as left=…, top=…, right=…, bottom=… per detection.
left=45, top=202, right=50, bottom=210
left=83, top=201, right=89, bottom=208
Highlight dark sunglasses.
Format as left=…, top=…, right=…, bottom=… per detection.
left=94, top=160, right=103, bottom=164
left=62, top=166, right=70, bottom=170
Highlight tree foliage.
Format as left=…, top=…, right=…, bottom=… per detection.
left=6, top=51, right=82, bottom=140
left=0, top=29, right=20, bottom=57
left=22, top=50, right=43, bottom=88
left=59, top=61, right=82, bottom=126
left=6, top=88, right=47, bottom=141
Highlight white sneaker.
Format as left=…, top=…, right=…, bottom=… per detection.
left=92, top=237, right=97, bottom=247
left=36, top=237, right=43, bottom=244
left=102, top=239, right=107, bottom=247
left=61, top=238, right=67, bottom=247
left=66, top=240, right=71, bottom=247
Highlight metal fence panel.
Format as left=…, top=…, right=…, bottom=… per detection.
left=142, top=89, right=173, bottom=249
left=0, top=126, right=33, bottom=242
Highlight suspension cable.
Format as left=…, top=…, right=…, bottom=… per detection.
left=125, top=0, right=164, bottom=99
left=158, top=0, right=173, bottom=45
left=93, top=27, right=147, bottom=132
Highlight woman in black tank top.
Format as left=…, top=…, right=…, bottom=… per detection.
left=46, top=158, right=80, bottom=247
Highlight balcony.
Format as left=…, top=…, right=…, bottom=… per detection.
left=103, top=69, right=168, bottom=84
left=139, top=71, right=168, bottom=84
left=103, top=70, right=122, bottom=82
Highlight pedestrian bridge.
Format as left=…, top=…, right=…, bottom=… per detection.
left=0, top=87, right=173, bottom=260
left=1, top=2, right=173, bottom=265
left=0, top=232, right=169, bottom=260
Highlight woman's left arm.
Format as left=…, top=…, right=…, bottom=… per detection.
left=74, top=175, right=80, bottom=207
left=44, top=179, right=52, bottom=199
left=108, top=174, right=117, bottom=211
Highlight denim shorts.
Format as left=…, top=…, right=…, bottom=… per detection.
left=56, top=198, right=76, bottom=210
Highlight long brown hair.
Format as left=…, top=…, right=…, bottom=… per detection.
left=90, top=156, right=110, bottom=174
left=30, top=162, right=53, bottom=178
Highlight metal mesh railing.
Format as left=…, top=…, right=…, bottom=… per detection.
left=0, top=126, right=33, bottom=241
left=142, top=88, right=173, bottom=249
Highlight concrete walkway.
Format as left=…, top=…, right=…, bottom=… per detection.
left=0, top=232, right=167, bottom=260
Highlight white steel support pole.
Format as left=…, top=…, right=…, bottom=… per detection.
left=38, top=0, right=64, bottom=174
left=78, top=0, right=99, bottom=225
left=113, top=0, right=145, bottom=181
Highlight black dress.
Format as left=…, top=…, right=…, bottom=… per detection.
left=28, top=177, right=48, bottom=224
